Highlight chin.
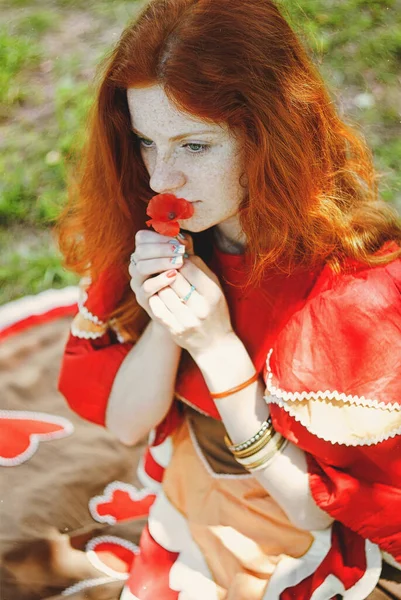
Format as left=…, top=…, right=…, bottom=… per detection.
left=179, top=218, right=208, bottom=233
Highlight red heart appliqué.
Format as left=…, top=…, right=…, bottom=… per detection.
left=89, top=481, right=156, bottom=524
left=85, top=535, right=139, bottom=579
left=0, top=410, right=74, bottom=466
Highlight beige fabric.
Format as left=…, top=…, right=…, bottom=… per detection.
left=163, top=420, right=314, bottom=599
left=267, top=395, right=401, bottom=446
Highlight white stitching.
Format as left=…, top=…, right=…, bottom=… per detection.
left=265, top=394, right=401, bottom=446
left=61, top=576, right=117, bottom=596
left=265, top=349, right=401, bottom=411
left=0, top=411, right=74, bottom=466
left=89, top=480, right=156, bottom=525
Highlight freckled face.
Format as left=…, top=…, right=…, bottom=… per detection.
left=126, top=85, right=247, bottom=233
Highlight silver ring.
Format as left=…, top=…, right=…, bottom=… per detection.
left=130, top=253, right=136, bottom=265
left=180, top=284, right=196, bottom=303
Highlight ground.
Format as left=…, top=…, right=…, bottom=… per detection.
left=0, top=0, right=400, bottom=304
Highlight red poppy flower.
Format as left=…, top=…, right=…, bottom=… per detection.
left=145, top=193, right=194, bottom=237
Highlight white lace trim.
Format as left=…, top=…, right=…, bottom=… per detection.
left=266, top=395, right=401, bottom=446
left=265, top=349, right=401, bottom=411
left=78, top=285, right=105, bottom=326
left=70, top=321, right=105, bottom=339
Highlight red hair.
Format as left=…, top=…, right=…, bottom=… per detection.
left=57, top=0, right=401, bottom=339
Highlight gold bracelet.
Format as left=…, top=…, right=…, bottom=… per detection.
left=224, top=417, right=272, bottom=453
left=234, top=434, right=288, bottom=472
left=229, top=427, right=275, bottom=459
left=245, top=437, right=288, bottom=472
left=210, top=371, right=259, bottom=399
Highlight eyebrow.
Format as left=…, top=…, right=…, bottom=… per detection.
left=131, top=128, right=219, bottom=142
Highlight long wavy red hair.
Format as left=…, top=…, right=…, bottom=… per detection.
left=57, top=0, right=401, bottom=340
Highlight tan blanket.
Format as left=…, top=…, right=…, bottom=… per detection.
left=0, top=317, right=145, bottom=599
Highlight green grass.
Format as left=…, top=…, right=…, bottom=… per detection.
left=0, top=0, right=400, bottom=304
left=0, top=227, right=78, bottom=305
left=0, top=27, right=41, bottom=109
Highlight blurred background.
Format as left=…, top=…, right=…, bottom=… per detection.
left=1, top=0, right=400, bottom=305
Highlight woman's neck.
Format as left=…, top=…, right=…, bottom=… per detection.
left=213, top=220, right=247, bottom=255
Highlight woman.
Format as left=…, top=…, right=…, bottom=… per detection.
left=58, top=0, right=401, bottom=598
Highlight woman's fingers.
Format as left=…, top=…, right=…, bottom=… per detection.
left=166, top=272, right=209, bottom=319
left=157, top=287, right=200, bottom=330
left=148, top=294, right=184, bottom=334
left=141, top=269, right=179, bottom=297
left=179, top=256, right=222, bottom=300
left=129, top=254, right=185, bottom=280
left=132, top=239, right=186, bottom=263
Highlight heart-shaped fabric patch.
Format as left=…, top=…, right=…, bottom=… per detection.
left=89, top=481, right=156, bottom=524
left=0, top=410, right=74, bottom=466
left=85, top=535, right=139, bottom=579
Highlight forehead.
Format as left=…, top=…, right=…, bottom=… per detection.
left=126, top=84, right=227, bottom=137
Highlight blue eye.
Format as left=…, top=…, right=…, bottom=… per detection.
left=184, top=143, right=210, bottom=154
left=137, top=136, right=154, bottom=148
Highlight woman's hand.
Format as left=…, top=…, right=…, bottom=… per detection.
left=128, top=229, right=192, bottom=321
left=148, top=245, right=235, bottom=357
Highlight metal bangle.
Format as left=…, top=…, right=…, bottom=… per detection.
left=224, top=417, right=272, bottom=453
left=236, top=435, right=288, bottom=472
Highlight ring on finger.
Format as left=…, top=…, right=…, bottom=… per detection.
left=180, top=284, right=196, bottom=303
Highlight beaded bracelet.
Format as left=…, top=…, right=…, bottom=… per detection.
left=224, top=417, right=273, bottom=454
left=231, top=427, right=275, bottom=460
left=235, top=434, right=288, bottom=472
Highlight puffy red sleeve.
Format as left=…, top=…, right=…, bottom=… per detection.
left=58, top=332, right=133, bottom=426
left=264, top=254, right=401, bottom=561
left=58, top=269, right=134, bottom=426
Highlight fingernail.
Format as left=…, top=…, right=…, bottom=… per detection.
left=166, top=270, right=177, bottom=278
left=171, top=255, right=183, bottom=265
left=183, top=252, right=189, bottom=258
left=177, top=232, right=186, bottom=240
left=172, top=244, right=186, bottom=255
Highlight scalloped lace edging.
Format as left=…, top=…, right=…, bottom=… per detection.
left=70, top=322, right=105, bottom=340
left=78, top=289, right=105, bottom=326
left=265, top=348, right=401, bottom=411
left=265, top=394, right=401, bottom=446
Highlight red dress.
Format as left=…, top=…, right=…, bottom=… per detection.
left=59, top=241, right=401, bottom=599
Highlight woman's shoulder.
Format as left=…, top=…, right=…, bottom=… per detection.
left=269, top=245, right=401, bottom=393
left=308, top=241, right=401, bottom=309
left=264, top=244, right=401, bottom=447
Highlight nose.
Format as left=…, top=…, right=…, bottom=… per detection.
left=148, top=155, right=186, bottom=195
